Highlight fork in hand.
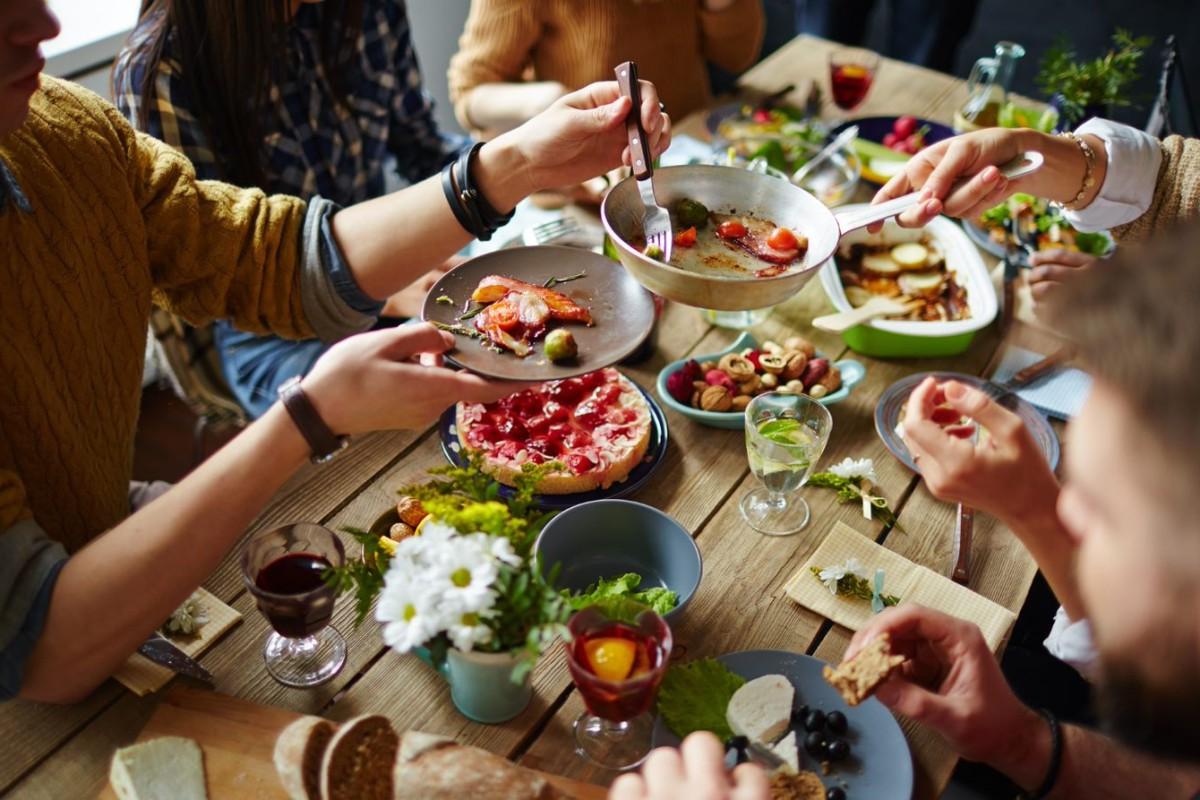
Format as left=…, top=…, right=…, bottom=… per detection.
left=614, top=61, right=672, bottom=263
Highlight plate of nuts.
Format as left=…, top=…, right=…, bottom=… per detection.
left=656, top=331, right=865, bottom=429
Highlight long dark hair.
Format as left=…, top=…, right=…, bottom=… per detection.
left=126, top=0, right=364, bottom=187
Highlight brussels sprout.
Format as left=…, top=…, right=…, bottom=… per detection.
left=544, top=329, right=578, bottom=362
left=673, top=198, right=710, bottom=229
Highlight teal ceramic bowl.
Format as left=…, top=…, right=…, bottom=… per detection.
left=535, top=499, right=701, bottom=620
left=656, top=332, right=866, bottom=430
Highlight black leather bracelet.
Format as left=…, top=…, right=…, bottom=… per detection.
left=441, top=158, right=482, bottom=238
left=1019, top=709, right=1063, bottom=800
left=460, top=142, right=514, bottom=231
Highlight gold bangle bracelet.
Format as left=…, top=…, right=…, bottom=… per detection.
left=1059, top=131, right=1096, bottom=210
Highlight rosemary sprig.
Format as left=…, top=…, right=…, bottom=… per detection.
left=808, top=472, right=905, bottom=532
left=810, top=566, right=900, bottom=607
left=432, top=320, right=482, bottom=338
left=543, top=271, right=586, bottom=289
left=458, top=304, right=486, bottom=321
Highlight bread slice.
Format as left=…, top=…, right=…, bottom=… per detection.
left=110, top=736, right=207, bottom=800
left=726, top=674, right=794, bottom=744
left=274, top=715, right=335, bottom=800
left=393, top=736, right=561, bottom=800
left=770, top=730, right=800, bottom=773
left=319, top=715, right=399, bottom=800
left=767, top=769, right=827, bottom=800
left=823, top=633, right=907, bottom=706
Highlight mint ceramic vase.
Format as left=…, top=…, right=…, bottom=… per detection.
left=416, top=646, right=533, bottom=724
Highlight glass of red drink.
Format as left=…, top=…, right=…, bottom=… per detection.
left=829, top=48, right=880, bottom=111
left=565, top=601, right=672, bottom=769
left=241, top=523, right=347, bottom=688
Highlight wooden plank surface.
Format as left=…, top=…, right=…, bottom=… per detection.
left=8, top=33, right=1058, bottom=800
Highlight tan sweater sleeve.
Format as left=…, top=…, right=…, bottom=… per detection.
left=447, top=0, right=541, bottom=130
left=1112, top=135, right=1200, bottom=242
left=697, top=0, right=766, bottom=74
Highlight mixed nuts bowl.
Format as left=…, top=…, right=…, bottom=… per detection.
left=655, top=332, right=865, bottom=429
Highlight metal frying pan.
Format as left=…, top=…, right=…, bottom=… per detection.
left=420, top=246, right=656, bottom=381
left=601, top=153, right=1042, bottom=311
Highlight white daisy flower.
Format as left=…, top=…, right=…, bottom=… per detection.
left=488, top=535, right=523, bottom=567
left=817, top=557, right=868, bottom=595
left=447, top=611, right=494, bottom=652
left=375, top=578, right=439, bottom=653
left=429, top=535, right=500, bottom=613
left=829, top=457, right=878, bottom=484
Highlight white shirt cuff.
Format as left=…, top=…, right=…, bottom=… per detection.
left=1043, top=605, right=1098, bottom=681
left=1061, top=118, right=1162, bottom=232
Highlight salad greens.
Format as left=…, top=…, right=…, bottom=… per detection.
left=979, top=193, right=1112, bottom=257
left=656, top=658, right=747, bottom=740
left=566, top=573, right=678, bottom=616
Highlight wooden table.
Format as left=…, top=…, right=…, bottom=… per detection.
left=4, top=34, right=1063, bottom=800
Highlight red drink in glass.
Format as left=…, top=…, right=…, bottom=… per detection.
left=829, top=49, right=880, bottom=111
left=254, top=552, right=334, bottom=638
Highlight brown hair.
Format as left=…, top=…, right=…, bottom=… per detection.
left=125, top=0, right=364, bottom=187
left=1048, top=222, right=1200, bottom=492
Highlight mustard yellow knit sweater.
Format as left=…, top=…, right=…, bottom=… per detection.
left=0, top=78, right=312, bottom=553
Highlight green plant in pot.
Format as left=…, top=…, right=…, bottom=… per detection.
left=1036, top=29, right=1152, bottom=127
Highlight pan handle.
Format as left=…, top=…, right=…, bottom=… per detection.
left=833, top=151, right=1045, bottom=234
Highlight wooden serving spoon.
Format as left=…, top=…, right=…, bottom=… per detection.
left=812, top=296, right=921, bottom=333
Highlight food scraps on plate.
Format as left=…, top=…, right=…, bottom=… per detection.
left=439, top=274, right=592, bottom=360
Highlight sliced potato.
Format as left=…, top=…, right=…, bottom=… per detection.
left=845, top=286, right=874, bottom=307
left=898, top=271, right=945, bottom=297
left=861, top=252, right=901, bottom=276
left=862, top=276, right=901, bottom=297
left=890, top=242, right=929, bottom=270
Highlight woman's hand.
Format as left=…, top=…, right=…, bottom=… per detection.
left=1027, top=249, right=1097, bottom=305
left=301, top=323, right=528, bottom=435
left=610, top=733, right=769, bottom=800
left=484, top=80, right=671, bottom=206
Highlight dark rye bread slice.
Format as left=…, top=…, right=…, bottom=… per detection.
left=393, top=732, right=564, bottom=800
left=822, top=633, right=907, bottom=706
left=319, top=715, right=399, bottom=800
left=274, top=716, right=335, bottom=800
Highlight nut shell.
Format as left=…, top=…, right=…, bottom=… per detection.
left=700, top=385, right=734, bottom=411
left=761, top=341, right=784, bottom=355
left=781, top=352, right=808, bottom=381
left=738, top=374, right=762, bottom=396
left=731, top=395, right=751, bottom=411
left=816, top=364, right=842, bottom=393
left=389, top=522, right=416, bottom=542
left=757, top=354, right=787, bottom=375
left=785, top=336, right=817, bottom=358
left=718, top=353, right=756, bottom=382
left=396, top=496, right=428, bottom=528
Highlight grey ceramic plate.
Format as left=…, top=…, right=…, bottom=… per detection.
left=875, top=371, right=1061, bottom=474
left=421, top=246, right=656, bottom=381
left=652, top=650, right=913, bottom=798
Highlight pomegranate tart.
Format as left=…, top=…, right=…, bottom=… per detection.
left=456, top=369, right=653, bottom=494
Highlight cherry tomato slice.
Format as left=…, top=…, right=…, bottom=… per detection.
left=767, top=226, right=799, bottom=251
left=717, top=220, right=748, bottom=239
left=674, top=226, right=698, bottom=248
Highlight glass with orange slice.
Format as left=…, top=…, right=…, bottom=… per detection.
left=565, top=600, right=673, bottom=769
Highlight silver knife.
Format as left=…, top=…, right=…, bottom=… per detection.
left=746, top=739, right=788, bottom=771
left=138, top=633, right=214, bottom=684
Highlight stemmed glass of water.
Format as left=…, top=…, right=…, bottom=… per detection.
left=741, top=392, right=833, bottom=536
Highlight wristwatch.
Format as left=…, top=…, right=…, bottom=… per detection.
left=277, top=376, right=349, bottom=464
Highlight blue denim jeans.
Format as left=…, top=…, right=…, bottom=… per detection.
left=213, top=322, right=330, bottom=419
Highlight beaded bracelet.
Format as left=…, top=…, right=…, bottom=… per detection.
left=1059, top=131, right=1096, bottom=210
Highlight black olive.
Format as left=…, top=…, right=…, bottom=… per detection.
left=803, top=730, right=826, bottom=757
left=826, top=710, right=848, bottom=735
left=791, top=704, right=811, bottom=724
left=825, top=738, right=850, bottom=762
left=729, top=735, right=749, bottom=752
left=826, top=788, right=847, bottom=800
left=804, top=709, right=827, bottom=732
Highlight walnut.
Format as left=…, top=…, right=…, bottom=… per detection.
left=389, top=522, right=416, bottom=542
left=761, top=340, right=784, bottom=355
left=781, top=352, right=808, bottom=381
left=760, top=373, right=779, bottom=389
left=785, top=336, right=817, bottom=358
left=396, top=496, right=428, bottom=528
left=717, top=353, right=756, bottom=382
left=738, top=374, right=762, bottom=396
left=731, top=395, right=751, bottom=411
left=699, top=385, right=733, bottom=411
left=758, top=354, right=787, bottom=375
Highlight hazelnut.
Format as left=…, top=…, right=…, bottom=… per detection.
left=700, top=385, right=733, bottom=412
left=761, top=340, right=784, bottom=355
left=758, top=354, right=787, bottom=375
left=700, top=360, right=717, bottom=372
left=808, top=384, right=829, bottom=399
left=389, top=522, right=416, bottom=542
left=781, top=352, right=808, bottom=381
left=816, top=364, right=842, bottom=394
left=693, top=380, right=709, bottom=392
left=738, top=374, right=762, bottom=395
left=396, top=496, right=428, bottom=528
left=785, top=336, right=817, bottom=358
left=717, top=353, right=756, bottom=382
left=760, top=373, right=779, bottom=389
left=731, top=395, right=751, bottom=411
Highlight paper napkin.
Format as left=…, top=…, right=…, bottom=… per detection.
left=992, top=345, right=1092, bottom=421
left=114, top=588, right=241, bottom=696
left=784, top=522, right=1017, bottom=651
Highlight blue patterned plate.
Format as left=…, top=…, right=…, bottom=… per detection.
left=875, top=371, right=1060, bottom=473
left=438, top=379, right=669, bottom=511
left=652, top=649, right=914, bottom=799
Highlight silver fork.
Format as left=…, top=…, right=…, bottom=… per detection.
left=614, top=61, right=672, bottom=263
left=520, top=216, right=581, bottom=246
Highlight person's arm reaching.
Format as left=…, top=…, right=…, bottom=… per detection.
left=14, top=325, right=525, bottom=703
left=846, top=606, right=1200, bottom=798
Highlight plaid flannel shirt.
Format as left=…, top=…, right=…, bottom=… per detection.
left=113, top=0, right=462, bottom=203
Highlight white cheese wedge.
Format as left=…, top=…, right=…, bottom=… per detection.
left=770, top=730, right=800, bottom=773
left=726, top=674, right=794, bottom=744
left=110, top=737, right=207, bottom=800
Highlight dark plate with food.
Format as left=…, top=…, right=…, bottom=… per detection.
left=422, top=246, right=656, bottom=381
left=832, top=116, right=954, bottom=186
left=964, top=193, right=1115, bottom=266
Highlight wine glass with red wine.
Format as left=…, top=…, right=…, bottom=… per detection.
left=829, top=48, right=880, bottom=112
left=241, top=523, right=347, bottom=688
left=565, top=600, right=672, bottom=769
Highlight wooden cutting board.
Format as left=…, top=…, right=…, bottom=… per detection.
left=98, top=688, right=606, bottom=799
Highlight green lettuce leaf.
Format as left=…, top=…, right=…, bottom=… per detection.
left=567, top=573, right=679, bottom=615
left=1074, top=231, right=1111, bottom=256
left=656, top=658, right=746, bottom=741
